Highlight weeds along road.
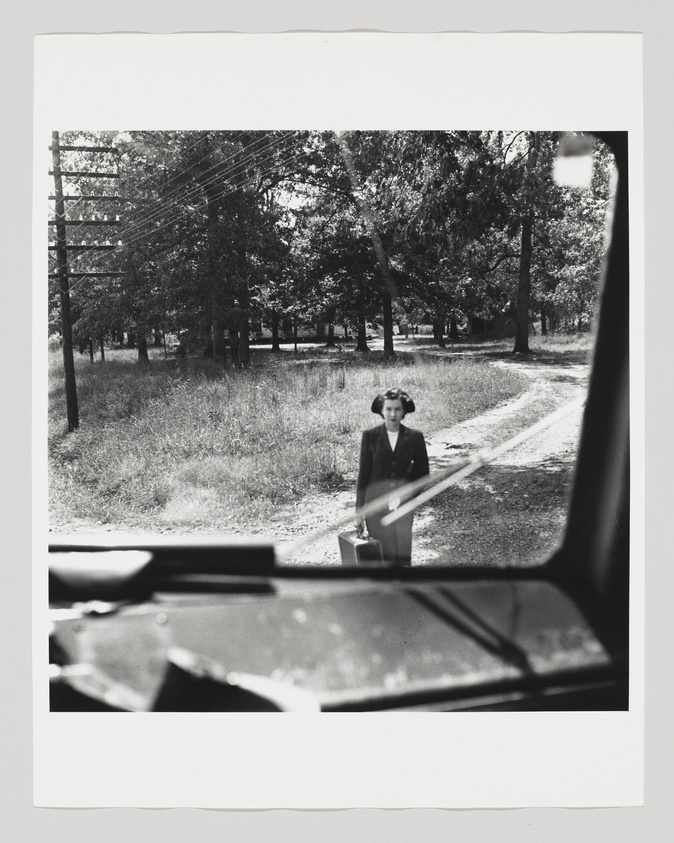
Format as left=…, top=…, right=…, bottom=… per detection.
left=281, top=352, right=590, bottom=568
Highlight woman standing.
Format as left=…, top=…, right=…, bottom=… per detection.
left=355, top=388, right=430, bottom=567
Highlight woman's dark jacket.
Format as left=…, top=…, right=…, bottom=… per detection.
left=356, top=423, right=430, bottom=566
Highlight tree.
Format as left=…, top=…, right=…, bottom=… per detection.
left=536, top=138, right=616, bottom=333
left=335, top=132, right=398, bottom=359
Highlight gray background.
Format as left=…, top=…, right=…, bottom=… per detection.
left=3, top=1, right=669, bottom=839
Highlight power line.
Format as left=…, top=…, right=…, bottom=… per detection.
left=48, top=130, right=250, bottom=238
left=118, top=131, right=290, bottom=234
left=48, top=132, right=296, bottom=276
left=99, top=137, right=309, bottom=253
left=120, top=142, right=311, bottom=252
left=118, top=130, right=248, bottom=200
left=54, top=142, right=315, bottom=284
left=64, top=143, right=289, bottom=266
left=119, top=132, right=298, bottom=240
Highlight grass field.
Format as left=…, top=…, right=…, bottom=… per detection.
left=48, top=342, right=532, bottom=532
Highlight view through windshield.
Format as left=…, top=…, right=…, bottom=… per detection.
left=48, top=130, right=617, bottom=569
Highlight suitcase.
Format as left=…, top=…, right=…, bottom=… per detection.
left=337, top=531, right=384, bottom=566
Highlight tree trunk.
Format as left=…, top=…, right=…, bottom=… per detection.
left=513, top=216, right=533, bottom=354
left=212, top=312, right=227, bottom=364
left=382, top=288, right=395, bottom=359
left=88, top=338, right=94, bottom=363
left=271, top=312, right=281, bottom=353
left=235, top=274, right=251, bottom=368
left=541, top=306, right=548, bottom=336
left=138, top=336, right=150, bottom=365
left=230, top=328, right=241, bottom=368
left=153, top=327, right=163, bottom=347
left=205, top=162, right=228, bottom=367
left=324, top=306, right=336, bottom=348
left=335, top=132, right=396, bottom=360
left=449, top=313, right=459, bottom=340
left=355, top=309, right=369, bottom=352
left=513, top=134, right=538, bottom=355
left=293, top=316, right=298, bottom=355
left=202, top=329, right=214, bottom=358
left=99, top=336, right=105, bottom=362
left=239, top=311, right=251, bottom=368
left=436, top=308, right=446, bottom=348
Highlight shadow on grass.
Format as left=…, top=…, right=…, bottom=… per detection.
left=521, top=347, right=592, bottom=367
left=405, top=336, right=593, bottom=368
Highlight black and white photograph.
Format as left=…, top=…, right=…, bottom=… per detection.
left=46, top=127, right=628, bottom=712
left=32, top=32, right=644, bottom=809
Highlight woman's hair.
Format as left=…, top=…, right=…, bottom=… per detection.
left=371, top=388, right=416, bottom=417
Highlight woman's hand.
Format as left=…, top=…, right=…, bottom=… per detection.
left=354, top=515, right=365, bottom=537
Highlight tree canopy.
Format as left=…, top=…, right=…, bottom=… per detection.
left=48, top=130, right=616, bottom=364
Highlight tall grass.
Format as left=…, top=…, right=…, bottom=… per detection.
left=48, top=346, right=529, bottom=531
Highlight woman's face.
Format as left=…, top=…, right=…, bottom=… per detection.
left=382, top=398, right=404, bottom=430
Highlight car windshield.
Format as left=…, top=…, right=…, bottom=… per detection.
left=48, top=130, right=618, bottom=571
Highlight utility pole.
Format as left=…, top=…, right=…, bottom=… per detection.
left=51, top=131, right=79, bottom=431
left=49, top=133, right=123, bottom=429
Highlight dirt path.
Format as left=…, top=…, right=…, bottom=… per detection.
left=279, top=356, right=589, bottom=567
